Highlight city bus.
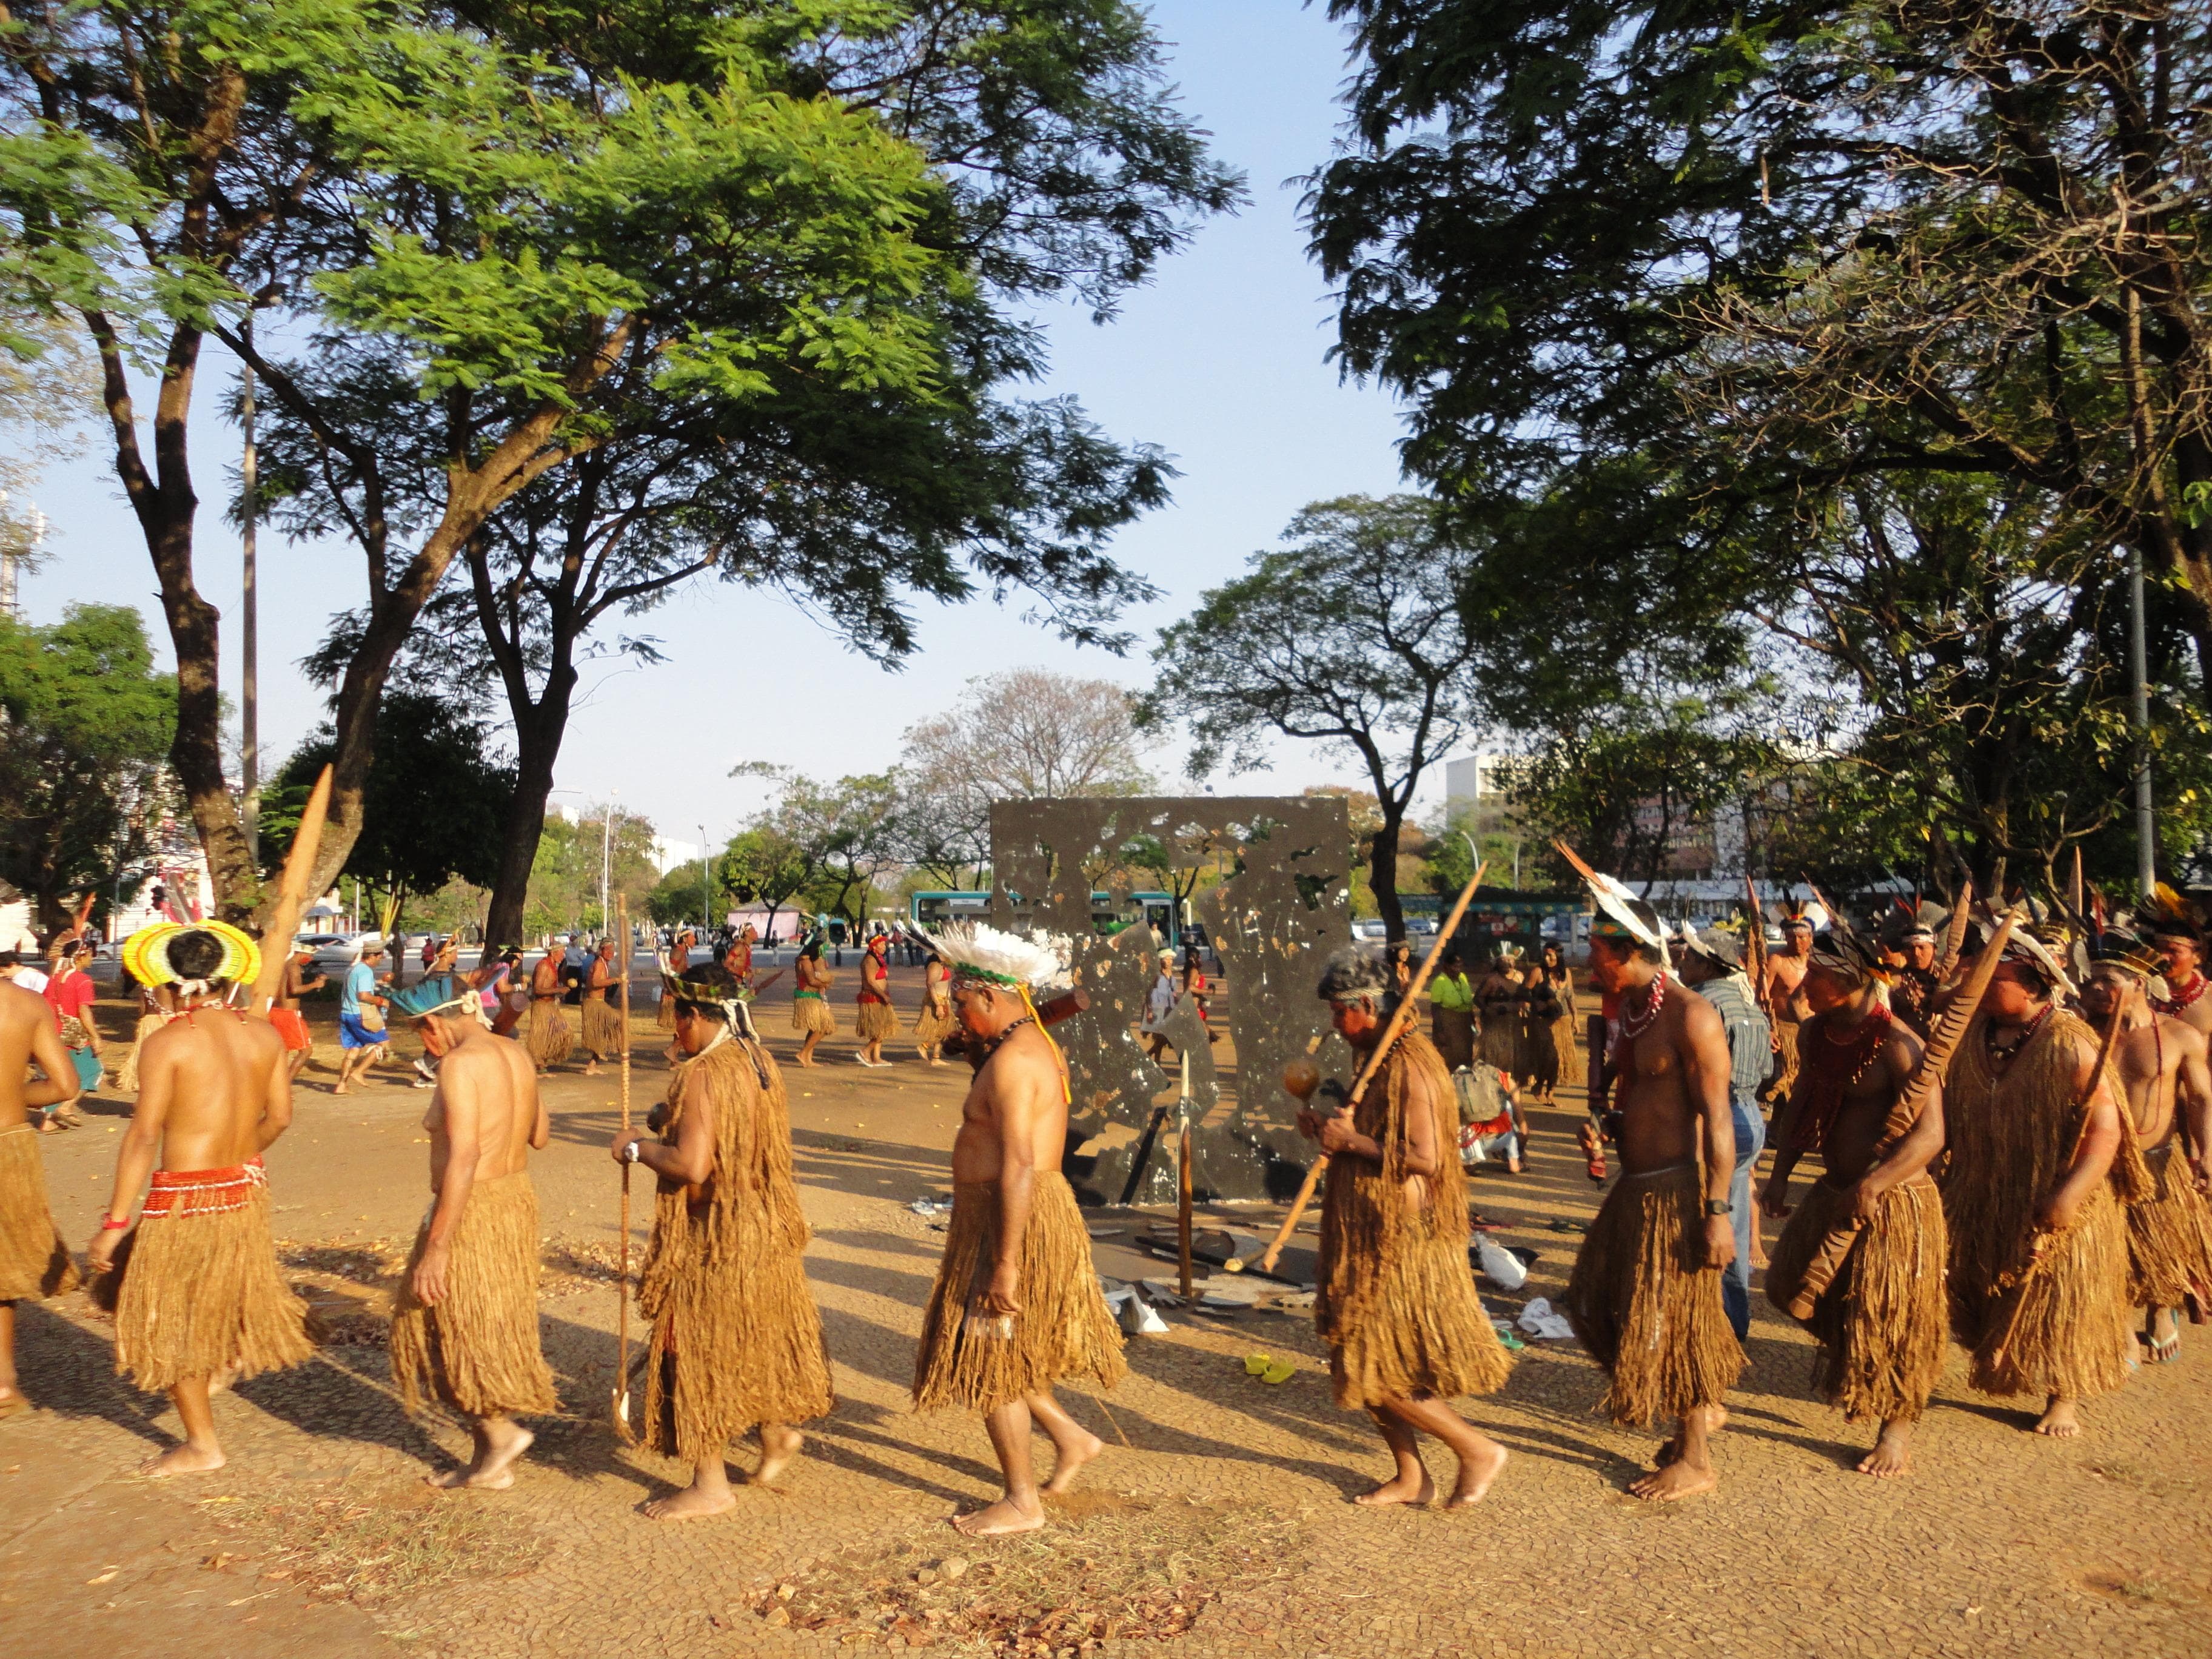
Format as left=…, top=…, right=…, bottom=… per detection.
left=908, top=890, right=1180, bottom=948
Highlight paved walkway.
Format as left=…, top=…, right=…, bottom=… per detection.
left=6, top=997, right=2208, bottom=1657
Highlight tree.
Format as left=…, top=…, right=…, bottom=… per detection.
left=737, top=767, right=905, bottom=928
left=10, top=1, right=1152, bottom=928
left=0, top=306, right=94, bottom=564
left=261, top=691, right=513, bottom=936
left=0, top=605, right=176, bottom=928
left=1311, top=1, right=2212, bottom=702
left=1138, top=496, right=1483, bottom=940
left=717, top=825, right=820, bottom=942
left=255, top=3, right=1236, bottom=948
left=898, top=666, right=1155, bottom=885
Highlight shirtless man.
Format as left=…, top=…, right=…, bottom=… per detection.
left=524, top=948, right=574, bottom=1071
left=620, top=967, right=832, bottom=1519
left=580, top=939, right=622, bottom=1078
left=1301, top=948, right=1512, bottom=1507
left=386, top=977, right=555, bottom=1489
left=1564, top=888, right=1743, bottom=1501
left=90, top=925, right=312, bottom=1475
left=0, top=974, right=84, bottom=1416
left=2079, top=933, right=2212, bottom=1365
left=271, top=943, right=326, bottom=1082
left=2147, top=911, right=2212, bottom=1039
left=1759, top=910, right=1815, bottom=1107
left=1763, top=923, right=1947, bottom=1476
left=911, top=925, right=1124, bottom=1536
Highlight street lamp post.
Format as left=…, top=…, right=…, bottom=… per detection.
left=699, top=824, right=711, bottom=934
left=600, top=791, right=618, bottom=941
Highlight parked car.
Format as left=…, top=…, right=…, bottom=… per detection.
left=293, top=933, right=379, bottom=980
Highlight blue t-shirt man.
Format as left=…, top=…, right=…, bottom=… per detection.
left=338, top=948, right=388, bottom=1051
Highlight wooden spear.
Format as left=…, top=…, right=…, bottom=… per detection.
left=612, top=896, right=636, bottom=1441
left=250, top=766, right=333, bottom=1014
left=1781, top=902, right=2022, bottom=1319
left=1256, top=860, right=1487, bottom=1275
left=1937, top=876, right=1975, bottom=982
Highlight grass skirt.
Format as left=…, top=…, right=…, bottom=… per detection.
left=1766, top=1175, right=1947, bottom=1422
left=581, top=998, right=625, bottom=1061
left=112, top=1011, right=166, bottom=1096
left=526, top=1001, right=574, bottom=1068
left=1429, top=1008, right=1475, bottom=1073
left=0, top=1124, right=79, bottom=1299
left=112, top=1174, right=312, bottom=1393
left=639, top=1038, right=834, bottom=1460
left=1478, top=1016, right=1520, bottom=1071
left=856, top=1000, right=896, bottom=1042
left=792, top=996, right=836, bottom=1037
left=388, top=1170, right=557, bottom=1419
left=1520, top=1014, right=1559, bottom=1090
left=913, top=1002, right=957, bottom=1044
left=656, top=991, right=677, bottom=1030
left=1563, top=1164, right=1746, bottom=1426
left=1966, top=1185, right=2134, bottom=1401
left=1321, top=1227, right=1512, bottom=1409
left=913, top=1173, right=1126, bottom=1413
left=1550, top=1011, right=1586, bottom=1085
left=2125, top=1142, right=2212, bottom=1309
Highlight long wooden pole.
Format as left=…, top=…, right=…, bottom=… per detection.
left=1176, top=1048, right=1194, bottom=1300
left=1257, top=862, right=1487, bottom=1274
left=613, top=896, right=634, bottom=1438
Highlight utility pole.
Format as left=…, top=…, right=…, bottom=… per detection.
left=2130, top=541, right=2156, bottom=897
left=699, top=824, right=710, bottom=933
left=600, top=792, right=617, bottom=938
left=241, top=360, right=260, bottom=866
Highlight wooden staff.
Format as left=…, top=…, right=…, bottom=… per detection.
left=1256, top=862, right=1487, bottom=1275
left=613, top=896, right=635, bottom=1440
left=1781, top=903, right=2023, bottom=1319
left=250, top=765, right=333, bottom=1013
left=1176, top=1049, right=1195, bottom=1300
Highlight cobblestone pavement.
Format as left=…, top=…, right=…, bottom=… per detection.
left=5, top=994, right=2210, bottom=1657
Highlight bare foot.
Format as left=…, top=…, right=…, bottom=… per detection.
left=951, top=1496, right=1045, bottom=1536
left=333, top=1084, right=352, bottom=1096
left=1652, top=1404, right=1725, bottom=1466
left=1856, top=1421, right=1912, bottom=1478
left=1042, top=1426, right=1104, bottom=1495
left=1352, top=1467, right=1435, bottom=1507
left=1629, top=1458, right=1717, bottom=1502
left=140, top=1442, right=226, bottom=1480
left=1444, top=1443, right=1509, bottom=1507
left=643, top=1483, right=738, bottom=1520
left=583, top=1062, right=600, bottom=1077
left=460, top=1423, right=534, bottom=1490
left=754, top=1425, right=803, bottom=1487
left=2033, top=1398, right=2082, bottom=1438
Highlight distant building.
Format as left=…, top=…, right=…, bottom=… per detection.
left=1443, top=753, right=1522, bottom=815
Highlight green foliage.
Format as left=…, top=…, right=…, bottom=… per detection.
left=0, top=605, right=176, bottom=926
left=1139, top=495, right=1484, bottom=937
left=734, top=765, right=905, bottom=927
left=263, top=691, right=514, bottom=926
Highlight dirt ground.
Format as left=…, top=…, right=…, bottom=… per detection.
left=5, top=980, right=2210, bottom=1658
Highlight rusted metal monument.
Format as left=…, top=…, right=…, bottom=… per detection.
left=988, top=795, right=1353, bottom=1204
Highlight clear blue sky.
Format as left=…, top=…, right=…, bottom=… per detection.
left=20, top=2, right=1438, bottom=860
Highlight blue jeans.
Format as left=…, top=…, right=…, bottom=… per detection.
left=1722, top=1096, right=1766, bottom=1342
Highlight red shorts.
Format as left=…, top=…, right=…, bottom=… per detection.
left=268, top=1008, right=311, bottom=1052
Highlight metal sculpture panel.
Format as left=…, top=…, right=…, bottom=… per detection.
left=989, top=796, right=1352, bottom=1201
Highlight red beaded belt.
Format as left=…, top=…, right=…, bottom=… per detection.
left=140, top=1158, right=267, bottom=1219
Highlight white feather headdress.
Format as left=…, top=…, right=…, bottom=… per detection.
left=1558, top=853, right=1671, bottom=957
left=922, top=921, right=1073, bottom=992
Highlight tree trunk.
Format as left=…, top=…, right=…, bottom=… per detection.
left=481, top=691, right=572, bottom=948
left=1371, top=813, right=1405, bottom=943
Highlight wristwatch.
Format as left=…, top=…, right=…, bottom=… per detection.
left=1703, top=1198, right=1732, bottom=1216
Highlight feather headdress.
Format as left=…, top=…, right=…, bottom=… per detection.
left=2088, top=926, right=2164, bottom=981
left=2138, top=882, right=2205, bottom=945
left=1879, top=899, right=1946, bottom=948
left=122, top=920, right=260, bottom=996
left=2005, top=923, right=2081, bottom=1002
left=1809, top=910, right=1892, bottom=985
left=921, top=921, right=1073, bottom=992
left=388, top=971, right=491, bottom=1027
left=662, top=965, right=763, bottom=1042
left=1550, top=840, right=1669, bottom=956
